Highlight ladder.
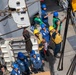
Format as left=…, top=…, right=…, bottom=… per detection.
left=0, top=36, right=38, bottom=71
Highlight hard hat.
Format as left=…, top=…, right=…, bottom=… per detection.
left=41, top=24, right=45, bottom=29
left=53, top=12, right=58, bottom=17
left=34, top=29, right=39, bottom=34
left=12, top=63, right=18, bottom=69
left=18, top=52, right=24, bottom=59
left=41, top=4, right=46, bottom=8
left=49, top=26, right=54, bottom=31
left=30, top=50, right=35, bottom=57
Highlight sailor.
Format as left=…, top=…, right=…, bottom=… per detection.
left=49, top=26, right=62, bottom=57
left=34, top=13, right=44, bottom=25
left=30, top=54, right=44, bottom=73
left=53, top=12, right=66, bottom=33
left=0, top=65, right=10, bottom=75
left=11, top=63, right=21, bottom=75
left=23, top=28, right=32, bottom=53
left=41, top=4, right=51, bottom=27
left=33, top=29, right=45, bottom=59
left=16, top=52, right=30, bottom=75
left=40, top=24, right=50, bottom=56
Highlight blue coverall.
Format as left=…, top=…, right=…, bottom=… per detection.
left=16, top=52, right=30, bottom=75
left=41, top=10, right=49, bottom=27
left=30, top=54, right=44, bottom=73
left=40, top=28, right=50, bottom=43
left=11, top=69, right=21, bottom=75
left=40, top=28, right=50, bottom=56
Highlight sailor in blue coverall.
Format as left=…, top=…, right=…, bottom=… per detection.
left=11, top=63, right=21, bottom=75
left=41, top=4, right=50, bottom=27
left=16, top=52, right=30, bottom=75
left=30, top=54, right=44, bottom=73
left=40, top=24, right=50, bottom=56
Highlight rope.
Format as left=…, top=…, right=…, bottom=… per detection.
left=0, top=14, right=10, bottom=22
left=0, top=27, right=23, bottom=36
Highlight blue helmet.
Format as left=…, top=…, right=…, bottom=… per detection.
left=41, top=24, right=45, bottom=29
left=12, top=63, right=18, bottom=69
left=18, top=52, right=24, bottom=59
left=30, top=50, right=35, bottom=57
left=53, top=12, right=58, bottom=17
left=41, top=4, right=46, bottom=8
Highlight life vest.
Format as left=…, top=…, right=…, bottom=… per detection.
left=50, top=32, right=62, bottom=44
left=36, top=34, right=44, bottom=50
